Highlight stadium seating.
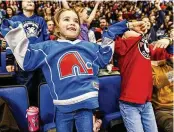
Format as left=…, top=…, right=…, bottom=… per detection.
left=39, top=75, right=122, bottom=131
left=99, top=75, right=123, bottom=129
left=0, top=52, right=8, bottom=73
left=0, top=52, right=14, bottom=77
left=0, top=85, right=29, bottom=131
left=39, top=83, right=55, bottom=132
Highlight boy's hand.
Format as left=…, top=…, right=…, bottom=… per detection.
left=1, top=19, right=22, bottom=37
left=6, top=65, right=15, bottom=72
left=153, top=38, right=170, bottom=50
left=128, top=21, right=147, bottom=34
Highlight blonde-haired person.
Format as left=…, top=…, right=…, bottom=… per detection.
left=1, top=8, right=146, bottom=132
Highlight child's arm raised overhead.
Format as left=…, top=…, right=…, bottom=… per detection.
left=1, top=19, right=50, bottom=71
left=86, top=1, right=100, bottom=26
left=61, top=0, right=70, bottom=9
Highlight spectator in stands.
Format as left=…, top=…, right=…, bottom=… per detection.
left=47, top=19, right=54, bottom=33
left=47, top=20, right=56, bottom=40
left=156, top=24, right=166, bottom=40
left=1, top=39, right=6, bottom=51
left=166, top=27, right=174, bottom=55
left=164, top=15, right=172, bottom=30
left=151, top=28, right=173, bottom=132
left=142, top=0, right=165, bottom=43
left=36, top=6, right=44, bottom=17
left=114, top=28, right=173, bottom=132
left=151, top=60, right=173, bottom=132
left=7, top=0, right=18, bottom=14
left=44, top=7, right=53, bottom=21
left=93, top=17, right=109, bottom=44
left=0, top=2, right=6, bottom=25
left=90, top=10, right=100, bottom=28
left=5, top=7, right=15, bottom=19
left=5, top=0, right=49, bottom=106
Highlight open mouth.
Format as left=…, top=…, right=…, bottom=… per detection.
left=67, top=27, right=76, bottom=31
left=27, top=4, right=33, bottom=7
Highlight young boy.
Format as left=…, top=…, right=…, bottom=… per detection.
left=6, top=0, right=49, bottom=106
left=115, top=30, right=173, bottom=132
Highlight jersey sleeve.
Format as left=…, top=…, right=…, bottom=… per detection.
left=4, top=24, right=50, bottom=71
left=92, top=43, right=112, bottom=68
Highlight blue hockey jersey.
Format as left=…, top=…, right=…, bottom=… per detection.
left=11, top=13, right=49, bottom=43
left=4, top=20, right=128, bottom=113
left=6, top=13, right=49, bottom=57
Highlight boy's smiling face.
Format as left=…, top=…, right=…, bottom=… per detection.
left=58, top=10, right=80, bottom=40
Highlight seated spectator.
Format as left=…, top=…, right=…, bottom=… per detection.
left=151, top=59, right=173, bottom=132
left=151, top=28, right=173, bottom=132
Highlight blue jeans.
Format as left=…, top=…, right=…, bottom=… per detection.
left=55, top=108, right=93, bottom=132
left=119, top=101, right=158, bottom=132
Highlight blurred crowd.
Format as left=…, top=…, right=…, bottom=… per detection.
left=0, top=0, right=173, bottom=50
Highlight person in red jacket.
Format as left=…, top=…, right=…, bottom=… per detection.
left=114, top=30, right=173, bottom=132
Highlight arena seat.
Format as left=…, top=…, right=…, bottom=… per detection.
left=0, top=52, right=8, bottom=73
left=99, top=75, right=123, bottom=129
left=0, top=85, right=29, bottom=131
left=39, top=83, right=55, bottom=132
left=39, top=75, right=122, bottom=131
left=0, top=52, right=14, bottom=77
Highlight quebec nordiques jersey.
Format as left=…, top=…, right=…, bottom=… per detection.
left=4, top=19, right=128, bottom=112
left=23, top=39, right=112, bottom=113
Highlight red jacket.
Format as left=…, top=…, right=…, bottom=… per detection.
left=115, top=36, right=172, bottom=104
